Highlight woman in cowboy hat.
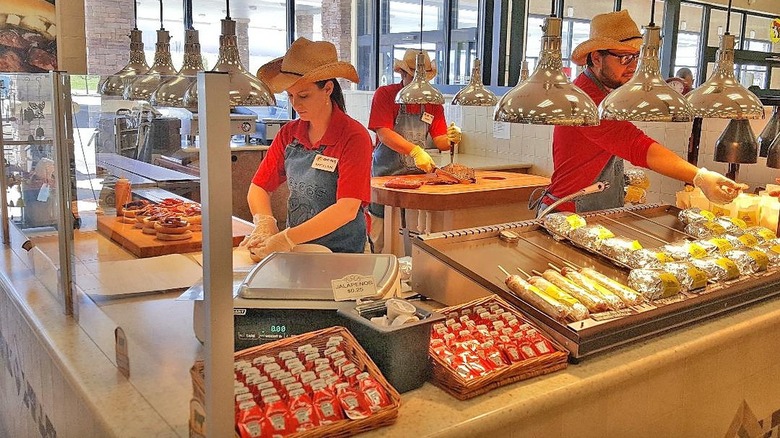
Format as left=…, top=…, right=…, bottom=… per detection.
left=242, top=37, right=372, bottom=259
left=534, top=10, right=745, bottom=214
left=366, top=49, right=462, bottom=252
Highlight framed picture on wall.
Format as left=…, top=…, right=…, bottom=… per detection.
left=0, top=0, right=57, bottom=72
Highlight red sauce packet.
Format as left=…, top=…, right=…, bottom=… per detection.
left=335, top=382, right=372, bottom=420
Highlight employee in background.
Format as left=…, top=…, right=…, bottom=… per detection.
left=533, top=10, right=746, bottom=215
left=367, top=49, right=462, bottom=251
left=241, top=37, right=372, bottom=259
left=666, top=67, right=694, bottom=95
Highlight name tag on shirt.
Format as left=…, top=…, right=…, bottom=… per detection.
left=420, top=112, right=434, bottom=124
left=312, top=154, right=338, bottom=172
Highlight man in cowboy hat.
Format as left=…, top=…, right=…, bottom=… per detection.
left=537, top=10, right=745, bottom=214
left=367, top=49, right=462, bottom=252
left=243, top=37, right=372, bottom=258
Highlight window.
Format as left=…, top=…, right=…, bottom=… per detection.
left=524, top=0, right=613, bottom=79
left=674, top=32, right=700, bottom=85
left=708, top=8, right=743, bottom=48
left=449, top=0, right=480, bottom=85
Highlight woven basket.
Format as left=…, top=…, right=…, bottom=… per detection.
left=429, top=295, right=569, bottom=400
left=190, top=326, right=401, bottom=438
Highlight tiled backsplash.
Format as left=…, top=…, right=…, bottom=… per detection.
left=345, top=90, right=777, bottom=206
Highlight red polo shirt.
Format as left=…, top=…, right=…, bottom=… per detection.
left=251, top=106, right=372, bottom=203
left=368, top=82, right=447, bottom=142
left=547, top=71, right=656, bottom=211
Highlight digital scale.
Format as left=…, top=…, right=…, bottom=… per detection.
left=183, top=252, right=401, bottom=347
left=180, top=252, right=443, bottom=392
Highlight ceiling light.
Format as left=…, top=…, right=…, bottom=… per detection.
left=766, top=130, right=780, bottom=169
left=98, top=1, right=149, bottom=96
left=151, top=28, right=204, bottom=108
left=494, top=13, right=598, bottom=126
left=183, top=3, right=275, bottom=108
left=451, top=59, right=497, bottom=106
left=714, top=119, right=758, bottom=164
left=599, top=1, right=693, bottom=122
left=686, top=1, right=764, bottom=120
left=124, top=1, right=177, bottom=101
left=395, top=0, right=444, bottom=105
left=758, top=107, right=780, bottom=157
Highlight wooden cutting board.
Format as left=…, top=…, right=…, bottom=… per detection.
left=371, top=171, right=550, bottom=211
left=97, top=215, right=253, bottom=258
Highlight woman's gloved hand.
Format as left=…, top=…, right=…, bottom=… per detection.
left=250, top=229, right=295, bottom=261
left=409, top=145, right=434, bottom=173
left=447, top=122, right=462, bottom=144
left=693, top=168, right=748, bottom=204
left=240, top=213, right=279, bottom=249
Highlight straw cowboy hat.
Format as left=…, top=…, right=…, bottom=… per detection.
left=257, top=37, right=359, bottom=93
left=570, top=10, right=643, bottom=66
left=393, top=49, right=437, bottom=80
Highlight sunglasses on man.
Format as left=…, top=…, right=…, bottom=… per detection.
left=599, top=50, right=641, bottom=65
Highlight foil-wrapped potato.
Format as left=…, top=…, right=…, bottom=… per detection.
left=689, top=256, right=740, bottom=282
left=599, top=237, right=643, bottom=265
left=684, top=221, right=727, bottom=239
left=542, top=212, right=587, bottom=239
left=662, top=262, right=709, bottom=292
left=715, top=216, right=747, bottom=236
left=627, top=249, right=674, bottom=269
left=742, top=226, right=777, bottom=244
left=626, top=269, right=681, bottom=300
left=678, top=207, right=715, bottom=226
left=755, top=243, right=780, bottom=267
left=569, top=224, right=616, bottom=251
left=723, top=249, right=769, bottom=275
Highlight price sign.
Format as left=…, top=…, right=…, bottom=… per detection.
left=331, top=274, right=377, bottom=301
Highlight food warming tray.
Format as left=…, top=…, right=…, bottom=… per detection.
left=411, top=204, right=780, bottom=360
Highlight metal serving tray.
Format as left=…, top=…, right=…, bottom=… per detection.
left=238, top=252, right=399, bottom=300
left=411, top=204, right=780, bottom=360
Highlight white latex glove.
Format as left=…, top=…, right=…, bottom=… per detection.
left=250, top=229, right=295, bottom=261
left=447, top=122, right=462, bottom=144
left=409, top=145, right=434, bottom=173
left=240, top=213, right=279, bottom=249
left=693, top=168, right=748, bottom=205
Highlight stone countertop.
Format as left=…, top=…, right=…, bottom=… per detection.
left=4, top=228, right=780, bottom=437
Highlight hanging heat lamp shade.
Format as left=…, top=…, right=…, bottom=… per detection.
left=686, top=34, right=764, bottom=120
left=99, top=31, right=149, bottom=96
left=99, top=0, right=148, bottom=97
left=451, top=59, right=497, bottom=106
left=183, top=17, right=275, bottom=108
left=766, top=131, right=780, bottom=169
left=124, top=29, right=178, bottom=101
left=714, top=119, right=758, bottom=164
left=395, top=51, right=445, bottom=105
left=494, top=16, right=599, bottom=126
left=758, top=107, right=780, bottom=157
left=151, top=28, right=205, bottom=108
left=599, top=25, right=693, bottom=122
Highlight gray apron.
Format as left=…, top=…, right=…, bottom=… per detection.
left=285, top=139, right=366, bottom=253
left=370, top=104, right=435, bottom=217
left=532, top=68, right=625, bottom=215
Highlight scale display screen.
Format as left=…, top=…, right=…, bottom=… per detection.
left=233, top=307, right=344, bottom=350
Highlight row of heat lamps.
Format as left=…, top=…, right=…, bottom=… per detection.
left=102, top=0, right=779, bottom=172
left=401, top=0, right=780, bottom=174
left=98, top=0, right=274, bottom=109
